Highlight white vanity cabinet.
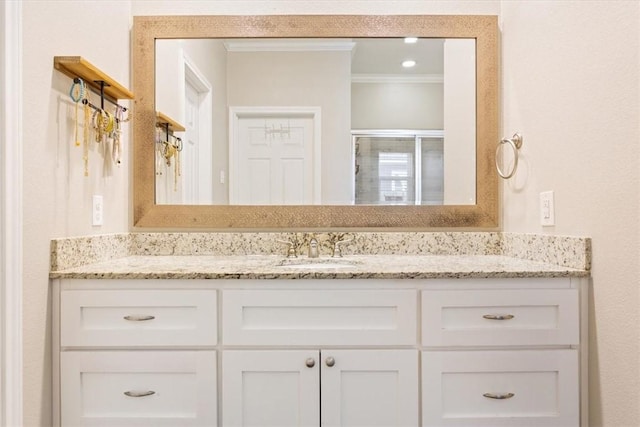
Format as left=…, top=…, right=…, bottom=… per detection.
left=53, top=276, right=587, bottom=427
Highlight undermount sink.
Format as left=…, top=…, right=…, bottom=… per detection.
left=276, top=258, right=358, bottom=269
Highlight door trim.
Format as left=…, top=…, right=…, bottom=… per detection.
left=0, top=0, right=23, bottom=425
left=229, top=106, right=322, bottom=204
left=183, top=52, right=213, bottom=203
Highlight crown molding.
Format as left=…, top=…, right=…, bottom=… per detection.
left=224, top=40, right=356, bottom=52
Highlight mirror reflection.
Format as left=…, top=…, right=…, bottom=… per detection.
left=155, top=37, right=476, bottom=206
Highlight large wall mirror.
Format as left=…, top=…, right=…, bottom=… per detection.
left=133, top=15, right=498, bottom=229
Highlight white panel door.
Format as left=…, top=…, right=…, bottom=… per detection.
left=321, top=349, right=419, bottom=427
left=236, top=116, right=314, bottom=204
left=222, top=350, right=320, bottom=427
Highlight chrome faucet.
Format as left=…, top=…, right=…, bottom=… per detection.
left=308, top=236, right=320, bottom=258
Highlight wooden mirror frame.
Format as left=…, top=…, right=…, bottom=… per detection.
left=132, top=15, right=498, bottom=229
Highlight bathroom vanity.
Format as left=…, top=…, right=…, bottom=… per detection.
left=50, top=234, right=590, bottom=427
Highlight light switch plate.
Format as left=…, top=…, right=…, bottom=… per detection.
left=540, top=191, right=555, bottom=226
left=92, top=195, right=103, bottom=226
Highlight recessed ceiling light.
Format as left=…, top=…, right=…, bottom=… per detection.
left=402, top=60, right=416, bottom=68
left=404, top=37, right=418, bottom=44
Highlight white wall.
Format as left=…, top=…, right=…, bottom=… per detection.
left=22, top=1, right=131, bottom=425
left=501, top=2, right=640, bottom=426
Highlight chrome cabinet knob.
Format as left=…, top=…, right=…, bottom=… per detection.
left=325, top=356, right=336, bottom=367
left=305, top=358, right=316, bottom=368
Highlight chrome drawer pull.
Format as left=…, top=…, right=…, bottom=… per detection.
left=124, top=390, right=156, bottom=398
left=483, top=392, right=515, bottom=400
left=123, top=315, right=156, bottom=322
left=482, top=314, right=514, bottom=321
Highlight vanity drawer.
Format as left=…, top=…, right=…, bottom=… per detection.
left=222, top=289, right=417, bottom=346
left=60, top=289, right=217, bottom=347
left=422, top=350, right=579, bottom=426
left=421, top=289, right=579, bottom=347
left=60, top=351, right=217, bottom=426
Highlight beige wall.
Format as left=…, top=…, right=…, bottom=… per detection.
left=501, top=2, right=640, bottom=426
left=351, top=82, right=444, bottom=129
left=22, top=1, right=640, bottom=426
left=22, top=1, right=131, bottom=425
left=443, top=38, right=476, bottom=205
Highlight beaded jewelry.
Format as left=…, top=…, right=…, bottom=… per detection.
left=104, top=111, right=114, bottom=134
left=174, top=139, right=181, bottom=192
left=82, top=91, right=91, bottom=176
left=69, top=79, right=85, bottom=147
left=69, top=79, right=84, bottom=102
left=116, top=105, right=131, bottom=123
left=91, top=109, right=101, bottom=142
left=155, top=127, right=164, bottom=176
left=112, top=117, right=122, bottom=166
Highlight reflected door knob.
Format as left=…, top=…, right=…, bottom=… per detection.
left=325, top=357, right=336, bottom=367
left=305, top=358, right=316, bottom=368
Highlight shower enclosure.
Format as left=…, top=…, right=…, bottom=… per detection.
left=352, top=130, right=444, bottom=205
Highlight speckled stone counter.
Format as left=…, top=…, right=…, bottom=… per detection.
left=49, top=232, right=590, bottom=280
left=49, top=254, right=589, bottom=280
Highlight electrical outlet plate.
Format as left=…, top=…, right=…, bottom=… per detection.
left=540, top=191, right=555, bottom=226
left=92, top=195, right=103, bottom=226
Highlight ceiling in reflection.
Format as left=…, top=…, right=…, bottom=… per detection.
left=351, top=38, right=444, bottom=75
left=222, top=37, right=446, bottom=75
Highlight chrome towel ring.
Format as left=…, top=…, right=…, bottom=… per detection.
left=495, top=132, right=523, bottom=179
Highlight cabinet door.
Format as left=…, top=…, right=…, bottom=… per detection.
left=321, top=349, right=419, bottom=427
left=60, top=351, right=217, bottom=426
left=222, top=350, right=320, bottom=427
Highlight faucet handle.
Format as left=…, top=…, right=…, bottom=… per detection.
left=276, top=239, right=298, bottom=258
left=332, top=239, right=353, bottom=258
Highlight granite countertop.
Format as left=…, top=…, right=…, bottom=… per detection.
left=49, top=254, right=589, bottom=280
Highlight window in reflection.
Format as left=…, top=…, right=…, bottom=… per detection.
left=379, top=151, right=414, bottom=204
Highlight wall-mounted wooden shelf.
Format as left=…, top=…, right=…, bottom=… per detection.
left=53, top=56, right=134, bottom=102
left=156, top=112, right=186, bottom=132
